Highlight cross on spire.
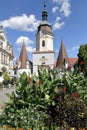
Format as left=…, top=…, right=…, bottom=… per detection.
left=44, top=0, right=46, bottom=10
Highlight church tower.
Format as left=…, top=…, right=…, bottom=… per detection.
left=33, top=1, right=54, bottom=75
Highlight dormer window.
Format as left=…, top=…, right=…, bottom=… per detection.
left=42, top=40, right=45, bottom=47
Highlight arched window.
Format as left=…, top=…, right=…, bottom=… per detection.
left=42, top=40, right=45, bottom=47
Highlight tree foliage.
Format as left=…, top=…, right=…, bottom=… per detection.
left=78, top=44, right=87, bottom=74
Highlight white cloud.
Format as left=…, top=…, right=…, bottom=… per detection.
left=52, top=0, right=62, bottom=4
left=26, top=46, right=36, bottom=52
left=52, top=6, right=58, bottom=13
left=16, top=36, right=35, bottom=53
left=55, top=17, right=61, bottom=22
left=18, top=46, right=35, bottom=53
left=53, top=17, right=64, bottom=30
left=16, top=36, right=34, bottom=46
left=53, top=22, right=64, bottom=30
left=52, top=0, right=71, bottom=17
left=0, top=14, right=40, bottom=32
left=60, top=0, right=71, bottom=17
left=71, top=46, right=79, bottom=51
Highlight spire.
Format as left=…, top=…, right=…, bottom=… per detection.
left=56, top=40, right=70, bottom=69
left=42, top=0, right=48, bottom=21
left=19, top=42, right=29, bottom=69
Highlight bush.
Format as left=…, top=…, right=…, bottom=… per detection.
left=3, top=72, right=11, bottom=86
left=1, top=67, right=7, bottom=73
left=0, top=70, right=87, bottom=129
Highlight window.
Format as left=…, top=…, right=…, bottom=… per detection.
left=1, top=53, right=3, bottom=63
left=42, top=56, right=45, bottom=59
left=42, top=40, right=45, bottom=47
left=0, top=42, right=3, bottom=48
left=42, top=62, right=45, bottom=65
left=4, top=55, right=5, bottom=63
left=42, top=56, right=46, bottom=65
left=0, top=35, right=5, bottom=41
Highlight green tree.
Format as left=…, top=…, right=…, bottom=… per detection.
left=78, top=44, right=87, bottom=74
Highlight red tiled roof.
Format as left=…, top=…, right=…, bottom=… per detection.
left=69, top=58, right=78, bottom=66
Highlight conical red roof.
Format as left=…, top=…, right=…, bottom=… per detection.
left=56, top=40, right=70, bottom=69
left=19, top=43, right=29, bottom=69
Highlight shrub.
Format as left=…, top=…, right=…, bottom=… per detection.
left=0, top=70, right=87, bottom=129
left=3, top=72, right=11, bottom=86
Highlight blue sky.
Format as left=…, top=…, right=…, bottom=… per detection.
left=0, top=0, right=87, bottom=61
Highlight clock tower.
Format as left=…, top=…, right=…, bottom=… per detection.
left=33, top=1, right=54, bottom=75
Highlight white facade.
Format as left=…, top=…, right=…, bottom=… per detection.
left=33, top=51, right=54, bottom=75
left=33, top=26, right=54, bottom=75
left=36, top=31, right=54, bottom=52
left=0, top=27, right=14, bottom=74
left=16, top=59, right=32, bottom=77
